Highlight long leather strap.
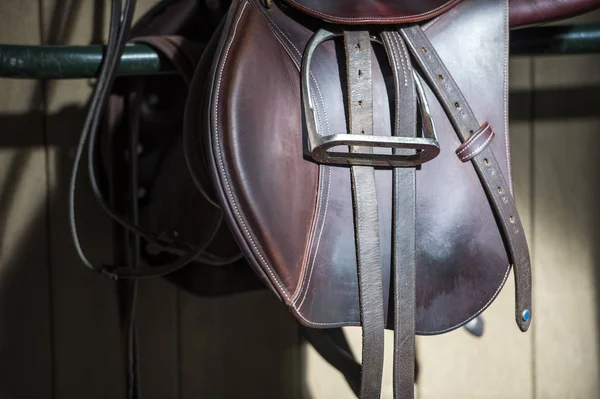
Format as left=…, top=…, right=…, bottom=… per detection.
left=381, top=30, right=417, bottom=399
left=399, top=26, right=532, bottom=331
left=344, top=30, right=386, bottom=399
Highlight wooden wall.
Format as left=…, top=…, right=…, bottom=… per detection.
left=0, top=1, right=303, bottom=398
left=0, top=1, right=599, bottom=398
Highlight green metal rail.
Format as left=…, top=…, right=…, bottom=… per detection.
left=510, top=23, right=600, bottom=55
left=0, top=24, right=599, bottom=79
left=0, top=43, right=170, bottom=79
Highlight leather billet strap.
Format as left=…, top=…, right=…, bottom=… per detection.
left=455, top=122, right=496, bottom=162
left=400, top=25, right=532, bottom=331
left=343, top=30, right=386, bottom=399
left=380, top=30, right=417, bottom=399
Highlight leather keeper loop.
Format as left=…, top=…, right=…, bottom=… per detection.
left=455, top=122, right=495, bottom=162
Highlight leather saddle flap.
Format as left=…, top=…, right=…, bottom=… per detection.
left=282, top=0, right=463, bottom=24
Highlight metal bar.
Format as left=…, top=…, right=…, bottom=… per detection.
left=0, top=43, right=172, bottom=79
left=0, top=24, right=599, bottom=79
left=511, top=23, right=600, bottom=56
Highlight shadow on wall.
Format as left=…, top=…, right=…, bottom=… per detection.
left=511, top=85, right=600, bottom=121
left=0, top=100, right=306, bottom=398
left=512, top=74, right=600, bottom=391
left=0, top=1, right=110, bottom=395
left=0, top=1, right=306, bottom=397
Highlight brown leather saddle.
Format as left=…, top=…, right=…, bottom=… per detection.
left=189, top=0, right=527, bottom=397
left=77, top=0, right=600, bottom=398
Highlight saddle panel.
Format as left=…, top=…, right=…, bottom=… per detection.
left=282, top=0, right=463, bottom=25
left=202, top=0, right=512, bottom=334
left=202, top=0, right=321, bottom=298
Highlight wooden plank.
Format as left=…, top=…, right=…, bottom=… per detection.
left=0, top=1, right=52, bottom=397
left=136, top=279, right=180, bottom=399
left=41, top=1, right=130, bottom=397
left=41, top=0, right=178, bottom=396
left=305, top=327, right=363, bottom=398
left=179, top=289, right=303, bottom=398
left=532, top=11, right=600, bottom=395
left=532, top=97, right=600, bottom=398
left=44, top=87, right=126, bottom=399
left=129, top=1, right=180, bottom=397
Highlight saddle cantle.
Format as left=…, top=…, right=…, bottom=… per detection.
left=187, top=0, right=532, bottom=397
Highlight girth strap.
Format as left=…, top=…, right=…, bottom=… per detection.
left=399, top=26, right=532, bottom=332
left=381, top=30, right=417, bottom=399
left=344, top=30, right=386, bottom=399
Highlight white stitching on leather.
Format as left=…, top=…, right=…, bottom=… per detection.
left=385, top=34, right=402, bottom=136
left=456, top=124, right=490, bottom=156
left=260, top=16, right=321, bottom=304
left=294, top=308, right=355, bottom=327
left=268, top=23, right=334, bottom=137
left=503, top=0, right=513, bottom=195
left=296, top=168, right=331, bottom=309
left=257, top=3, right=334, bottom=309
left=265, top=20, right=343, bottom=318
left=214, top=2, right=291, bottom=301
left=256, top=2, right=332, bottom=136
left=261, top=12, right=329, bottom=137
left=259, top=22, right=321, bottom=303
left=388, top=33, right=408, bottom=88
left=263, top=18, right=333, bottom=138
left=294, top=167, right=324, bottom=302
left=460, top=129, right=495, bottom=161
left=311, top=76, right=332, bottom=137
left=395, top=33, right=411, bottom=88
left=286, top=0, right=459, bottom=22
left=264, top=37, right=332, bottom=305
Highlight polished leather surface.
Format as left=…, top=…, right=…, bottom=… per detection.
left=198, top=0, right=513, bottom=334
left=380, top=30, right=417, bottom=397
left=283, top=0, right=463, bottom=24
left=344, top=31, right=386, bottom=399
left=400, top=23, right=531, bottom=332
left=509, top=0, right=600, bottom=27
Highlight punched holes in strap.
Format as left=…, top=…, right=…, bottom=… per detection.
left=399, top=25, right=531, bottom=332
left=455, top=122, right=495, bottom=162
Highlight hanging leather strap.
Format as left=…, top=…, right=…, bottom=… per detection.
left=344, top=30, right=386, bottom=399
left=400, top=26, right=532, bottom=331
left=381, top=30, right=417, bottom=399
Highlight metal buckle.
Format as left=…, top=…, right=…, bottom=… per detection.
left=301, top=28, right=440, bottom=167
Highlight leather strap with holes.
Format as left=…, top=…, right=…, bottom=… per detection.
left=381, top=30, right=417, bottom=399
left=400, top=25, right=532, bottom=332
left=344, top=30, right=386, bottom=399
